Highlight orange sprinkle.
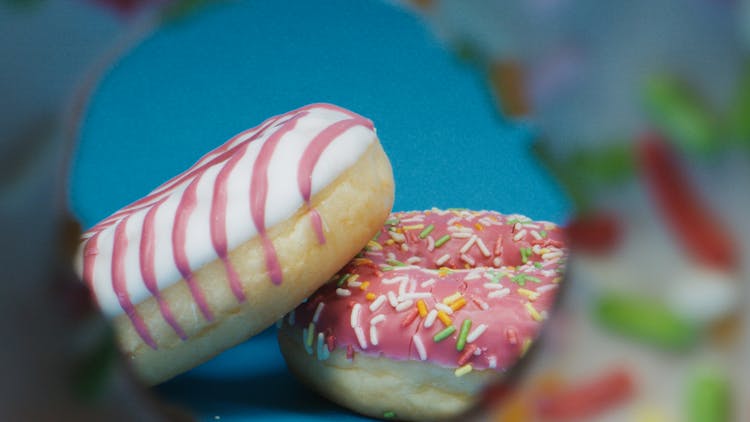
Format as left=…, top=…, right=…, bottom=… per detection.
left=475, top=223, right=484, bottom=231
left=437, top=311, right=453, bottom=327
left=359, top=281, right=370, bottom=291
left=417, top=300, right=428, bottom=317
left=365, top=292, right=376, bottom=301
left=450, top=297, right=467, bottom=312
left=437, top=267, right=452, bottom=277
left=354, top=258, right=373, bottom=266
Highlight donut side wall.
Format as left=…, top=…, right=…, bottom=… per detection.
left=115, top=140, right=394, bottom=385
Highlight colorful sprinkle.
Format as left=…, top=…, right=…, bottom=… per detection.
left=442, top=292, right=462, bottom=305
left=450, top=297, right=467, bottom=312
left=434, top=234, right=451, bottom=248
left=424, top=309, right=438, bottom=328
left=417, top=299, right=428, bottom=317
left=419, top=224, right=435, bottom=238
left=434, top=325, right=456, bottom=342
left=336, top=273, right=350, bottom=287
left=525, top=303, right=543, bottom=322
left=437, top=311, right=453, bottom=327
left=413, top=334, right=427, bottom=361
left=456, top=319, right=473, bottom=351
left=365, top=292, right=376, bottom=301
left=454, top=364, right=473, bottom=377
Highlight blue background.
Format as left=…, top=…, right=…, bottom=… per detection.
left=69, top=0, right=569, bottom=420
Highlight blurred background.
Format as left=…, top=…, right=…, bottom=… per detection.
left=1, top=0, right=748, bottom=420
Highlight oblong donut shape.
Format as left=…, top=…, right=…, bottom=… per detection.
left=77, top=104, right=395, bottom=385
left=278, top=209, right=566, bottom=421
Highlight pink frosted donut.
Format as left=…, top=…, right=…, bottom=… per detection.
left=278, top=209, right=566, bottom=421
left=76, top=103, right=395, bottom=384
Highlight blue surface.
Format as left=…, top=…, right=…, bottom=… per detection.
left=69, top=0, right=569, bottom=420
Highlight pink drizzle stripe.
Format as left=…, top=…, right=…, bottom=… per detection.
left=172, top=177, right=214, bottom=321
left=112, top=218, right=157, bottom=349
left=297, top=117, right=373, bottom=244
left=141, top=198, right=188, bottom=340
left=250, top=112, right=308, bottom=285
left=210, top=143, right=250, bottom=302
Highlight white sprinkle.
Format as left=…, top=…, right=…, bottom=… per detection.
left=543, top=252, right=563, bottom=260
left=435, top=303, right=454, bottom=315
left=347, top=280, right=362, bottom=288
left=427, top=235, right=435, bottom=252
left=474, top=298, right=490, bottom=310
left=531, top=230, right=542, bottom=240
left=396, top=300, right=414, bottom=312
left=389, top=231, right=406, bottom=243
left=536, top=284, right=558, bottom=293
left=420, top=278, right=436, bottom=288
left=451, top=232, right=472, bottom=238
left=460, top=236, right=477, bottom=254
left=447, top=216, right=462, bottom=225
left=398, top=278, right=416, bottom=298
left=474, top=348, right=482, bottom=356
left=413, top=335, right=427, bottom=361
left=406, top=256, right=422, bottom=265
left=312, top=303, right=325, bottom=323
left=513, top=229, right=527, bottom=241
left=435, top=254, right=451, bottom=266
left=488, top=288, right=511, bottom=299
left=483, top=283, right=505, bottom=290
left=532, top=244, right=543, bottom=254
left=370, top=314, right=386, bottom=325
left=354, top=326, right=368, bottom=349
left=466, top=324, right=488, bottom=343
left=400, top=216, right=425, bottom=223
left=401, top=243, right=409, bottom=252
left=382, top=275, right=407, bottom=285
left=493, top=257, right=502, bottom=267
left=488, top=356, right=497, bottom=369
left=370, top=295, right=387, bottom=312
left=387, top=291, right=399, bottom=307
left=460, top=253, right=476, bottom=266
left=336, top=288, right=351, bottom=297
left=475, top=237, right=491, bottom=257
left=424, top=309, right=438, bottom=328
left=399, top=292, right=432, bottom=301
left=514, top=222, right=522, bottom=231
left=387, top=252, right=397, bottom=261
left=370, top=325, right=379, bottom=346
left=350, top=304, right=362, bottom=328
left=287, top=310, right=295, bottom=326
left=465, top=270, right=482, bottom=280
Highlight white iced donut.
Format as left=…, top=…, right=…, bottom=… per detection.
left=77, top=103, right=395, bottom=384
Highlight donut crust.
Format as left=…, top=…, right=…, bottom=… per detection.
left=113, top=140, right=394, bottom=385
left=277, top=325, right=500, bottom=421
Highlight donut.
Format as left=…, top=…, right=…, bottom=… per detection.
left=278, top=209, right=566, bottom=421
left=76, top=103, right=395, bottom=385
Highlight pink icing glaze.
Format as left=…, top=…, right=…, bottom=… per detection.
left=79, top=103, right=376, bottom=348
left=112, top=218, right=157, bottom=349
left=288, top=209, right=566, bottom=372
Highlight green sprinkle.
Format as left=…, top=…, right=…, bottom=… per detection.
left=419, top=224, right=435, bottom=239
left=520, top=247, right=532, bottom=264
left=433, top=326, right=456, bottom=342
left=305, top=322, right=315, bottom=348
left=456, top=319, right=472, bottom=351
left=526, top=275, right=541, bottom=284
left=594, top=292, right=698, bottom=350
left=511, top=274, right=527, bottom=286
left=434, top=234, right=451, bottom=248
left=386, top=259, right=407, bottom=267
left=385, top=218, right=399, bottom=226
left=507, top=218, right=519, bottom=225
left=488, top=270, right=504, bottom=284
left=381, top=266, right=394, bottom=272
left=383, top=411, right=396, bottom=419
left=539, top=230, right=548, bottom=238
left=336, top=274, right=351, bottom=287
left=534, top=262, right=543, bottom=269
left=372, top=231, right=381, bottom=242
left=687, top=367, right=731, bottom=422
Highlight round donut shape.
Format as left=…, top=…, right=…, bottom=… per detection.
left=278, top=209, right=566, bottom=421
left=77, top=104, right=395, bottom=384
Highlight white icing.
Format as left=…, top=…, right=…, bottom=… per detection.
left=77, top=104, right=377, bottom=317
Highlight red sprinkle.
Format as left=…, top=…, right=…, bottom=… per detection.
left=536, top=368, right=635, bottom=420
left=506, top=327, right=519, bottom=345
left=494, top=236, right=503, bottom=256
left=457, top=344, right=478, bottom=366
left=326, top=335, right=336, bottom=352
left=346, top=344, right=354, bottom=361
left=401, top=308, right=420, bottom=327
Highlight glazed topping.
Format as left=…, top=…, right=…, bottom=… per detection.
left=289, top=209, right=566, bottom=372
left=77, top=103, right=376, bottom=348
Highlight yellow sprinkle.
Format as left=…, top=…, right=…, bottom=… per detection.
left=454, top=364, right=473, bottom=377
left=474, top=223, right=484, bottom=231
left=553, top=277, right=562, bottom=284
left=359, top=281, right=370, bottom=291
left=385, top=239, right=395, bottom=245
left=525, top=303, right=543, bottom=322
left=518, top=288, right=539, bottom=301
left=540, top=248, right=550, bottom=255
left=521, top=338, right=532, bottom=356
left=442, top=292, right=462, bottom=305
left=437, top=267, right=452, bottom=277
left=354, top=258, right=373, bottom=266
left=417, top=300, right=428, bottom=317
left=366, top=292, right=376, bottom=301
left=366, top=241, right=382, bottom=251
left=437, top=311, right=453, bottom=327
left=449, top=297, right=467, bottom=312
left=402, top=224, right=424, bottom=231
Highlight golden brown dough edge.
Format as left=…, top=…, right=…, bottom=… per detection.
left=113, top=140, right=394, bottom=385
left=277, top=324, right=501, bottom=422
